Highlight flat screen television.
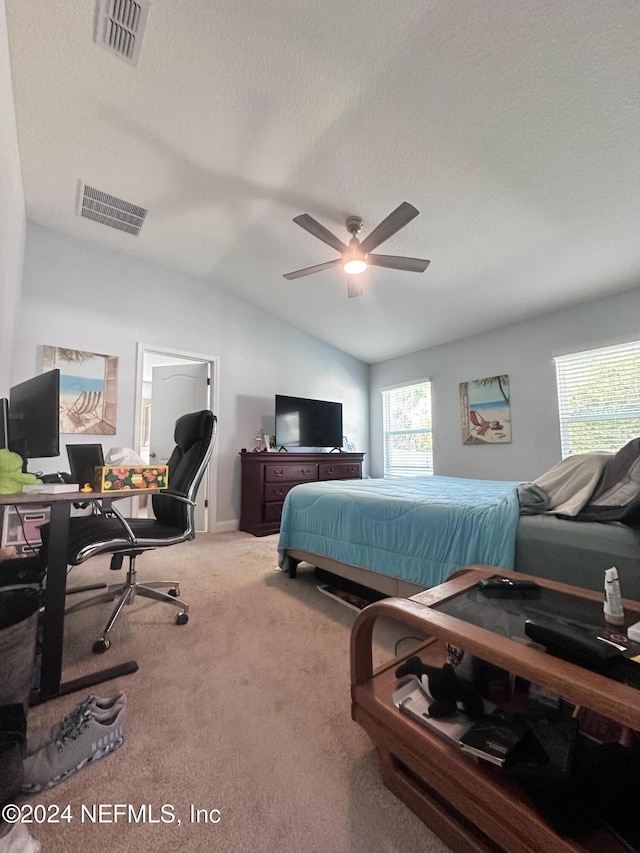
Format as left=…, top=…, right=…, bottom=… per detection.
left=0, top=398, right=8, bottom=450
left=275, top=394, right=343, bottom=449
left=9, top=369, right=60, bottom=463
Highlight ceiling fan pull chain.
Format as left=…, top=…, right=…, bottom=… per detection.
left=348, top=277, right=363, bottom=299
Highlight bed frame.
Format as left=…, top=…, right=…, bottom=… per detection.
left=281, top=548, right=427, bottom=597
left=282, top=514, right=640, bottom=601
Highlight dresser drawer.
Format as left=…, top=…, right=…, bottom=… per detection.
left=263, top=502, right=284, bottom=523
left=318, top=461, right=362, bottom=480
left=240, top=452, right=363, bottom=536
left=264, top=481, right=300, bottom=503
left=265, top=463, right=318, bottom=483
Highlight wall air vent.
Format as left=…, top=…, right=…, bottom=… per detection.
left=77, top=182, right=148, bottom=236
left=95, top=0, right=150, bottom=66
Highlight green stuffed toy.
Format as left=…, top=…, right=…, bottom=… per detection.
left=0, top=449, right=42, bottom=494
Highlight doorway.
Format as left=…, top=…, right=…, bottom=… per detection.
left=134, top=344, right=218, bottom=533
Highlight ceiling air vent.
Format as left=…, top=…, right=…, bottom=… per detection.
left=77, top=182, right=148, bottom=236
left=95, top=0, right=150, bottom=66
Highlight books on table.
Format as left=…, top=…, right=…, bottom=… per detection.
left=393, top=676, right=522, bottom=766
left=392, top=676, right=496, bottom=747
left=393, top=675, right=578, bottom=772
left=459, top=714, right=527, bottom=766
left=23, top=483, right=80, bottom=494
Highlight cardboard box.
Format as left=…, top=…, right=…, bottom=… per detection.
left=95, top=465, right=168, bottom=492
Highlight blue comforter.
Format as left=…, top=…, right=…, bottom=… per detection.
left=277, top=475, right=521, bottom=589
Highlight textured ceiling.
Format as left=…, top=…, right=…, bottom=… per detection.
left=5, top=0, right=640, bottom=363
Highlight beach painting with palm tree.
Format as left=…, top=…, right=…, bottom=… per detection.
left=459, top=374, right=511, bottom=445
left=42, top=346, right=118, bottom=434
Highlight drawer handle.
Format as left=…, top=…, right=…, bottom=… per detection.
left=348, top=467, right=355, bottom=473
left=325, top=467, right=335, bottom=475
left=301, top=468, right=311, bottom=476
left=273, top=488, right=285, bottom=497
left=274, top=469, right=284, bottom=477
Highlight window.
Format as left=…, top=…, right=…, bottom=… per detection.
left=554, top=341, right=640, bottom=457
left=382, top=380, right=433, bottom=476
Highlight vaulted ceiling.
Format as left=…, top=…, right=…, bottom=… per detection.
left=6, top=1, right=640, bottom=363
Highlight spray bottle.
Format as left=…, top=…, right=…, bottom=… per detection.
left=603, top=566, right=625, bottom=626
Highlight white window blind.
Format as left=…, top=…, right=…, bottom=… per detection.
left=382, top=381, right=433, bottom=476
left=555, top=341, right=640, bottom=457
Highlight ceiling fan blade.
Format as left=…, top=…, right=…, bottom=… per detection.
left=359, top=202, right=420, bottom=254
left=283, top=259, right=341, bottom=280
left=368, top=253, right=430, bottom=273
left=293, top=214, right=348, bottom=254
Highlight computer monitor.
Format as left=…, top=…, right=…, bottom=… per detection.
left=8, top=369, right=60, bottom=464
left=66, top=443, right=104, bottom=488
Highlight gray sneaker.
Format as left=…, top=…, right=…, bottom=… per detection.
left=26, top=693, right=127, bottom=756
left=0, top=821, right=41, bottom=853
left=22, top=704, right=127, bottom=793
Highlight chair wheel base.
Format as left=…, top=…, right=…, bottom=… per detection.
left=168, top=587, right=180, bottom=597
left=93, top=638, right=111, bottom=654
left=176, top=612, right=188, bottom=626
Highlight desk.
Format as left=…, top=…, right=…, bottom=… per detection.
left=0, top=491, right=140, bottom=704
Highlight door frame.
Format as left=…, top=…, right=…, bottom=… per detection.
left=134, top=343, right=219, bottom=533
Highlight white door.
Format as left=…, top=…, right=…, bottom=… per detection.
left=149, top=362, right=210, bottom=531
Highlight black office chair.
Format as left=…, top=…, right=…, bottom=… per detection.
left=41, top=410, right=216, bottom=653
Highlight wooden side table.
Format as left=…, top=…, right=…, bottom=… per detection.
left=350, top=565, right=640, bottom=852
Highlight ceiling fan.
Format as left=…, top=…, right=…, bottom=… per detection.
left=283, top=201, right=430, bottom=297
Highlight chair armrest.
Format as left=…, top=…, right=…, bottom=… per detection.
left=90, top=490, right=196, bottom=548
left=90, top=489, right=195, bottom=508
left=157, top=490, right=196, bottom=508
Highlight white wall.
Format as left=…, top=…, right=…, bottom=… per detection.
left=13, top=187, right=639, bottom=511
left=0, top=0, right=26, bottom=395
left=15, top=224, right=369, bottom=529
left=370, top=285, right=640, bottom=481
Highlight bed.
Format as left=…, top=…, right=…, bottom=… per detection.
left=277, top=458, right=640, bottom=601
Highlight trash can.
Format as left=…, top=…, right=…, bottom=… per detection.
left=0, top=587, right=40, bottom=710
left=0, top=704, right=27, bottom=806
left=0, top=554, right=45, bottom=588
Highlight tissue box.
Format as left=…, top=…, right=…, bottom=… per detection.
left=95, top=465, right=169, bottom=492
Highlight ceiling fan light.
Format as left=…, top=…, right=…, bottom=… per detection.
left=343, top=257, right=367, bottom=275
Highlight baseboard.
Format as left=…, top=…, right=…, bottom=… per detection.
left=212, top=519, right=242, bottom=534
left=209, top=520, right=281, bottom=535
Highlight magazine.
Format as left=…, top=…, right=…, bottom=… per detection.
left=392, top=676, right=494, bottom=747
left=459, top=711, right=527, bottom=766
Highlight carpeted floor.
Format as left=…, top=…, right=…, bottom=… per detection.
left=21, top=532, right=451, bottom=852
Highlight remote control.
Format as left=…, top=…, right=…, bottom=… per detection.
left=479, top=577, right=541, bottom=597
left=627, top=620, right=640, bottom=643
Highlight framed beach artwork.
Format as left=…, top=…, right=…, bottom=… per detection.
left=459, top=374, right=511, bottom=445
left=42, top=346, right=118, bottom=435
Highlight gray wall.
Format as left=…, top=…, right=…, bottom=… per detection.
left=15, top=224, right=370, bottom=529
left=370, top=286, right=640, bottom=481
left=0, top=0, right=26, bottom=395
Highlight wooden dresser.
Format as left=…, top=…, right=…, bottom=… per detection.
left=239, top=451, right=364, bottom=536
